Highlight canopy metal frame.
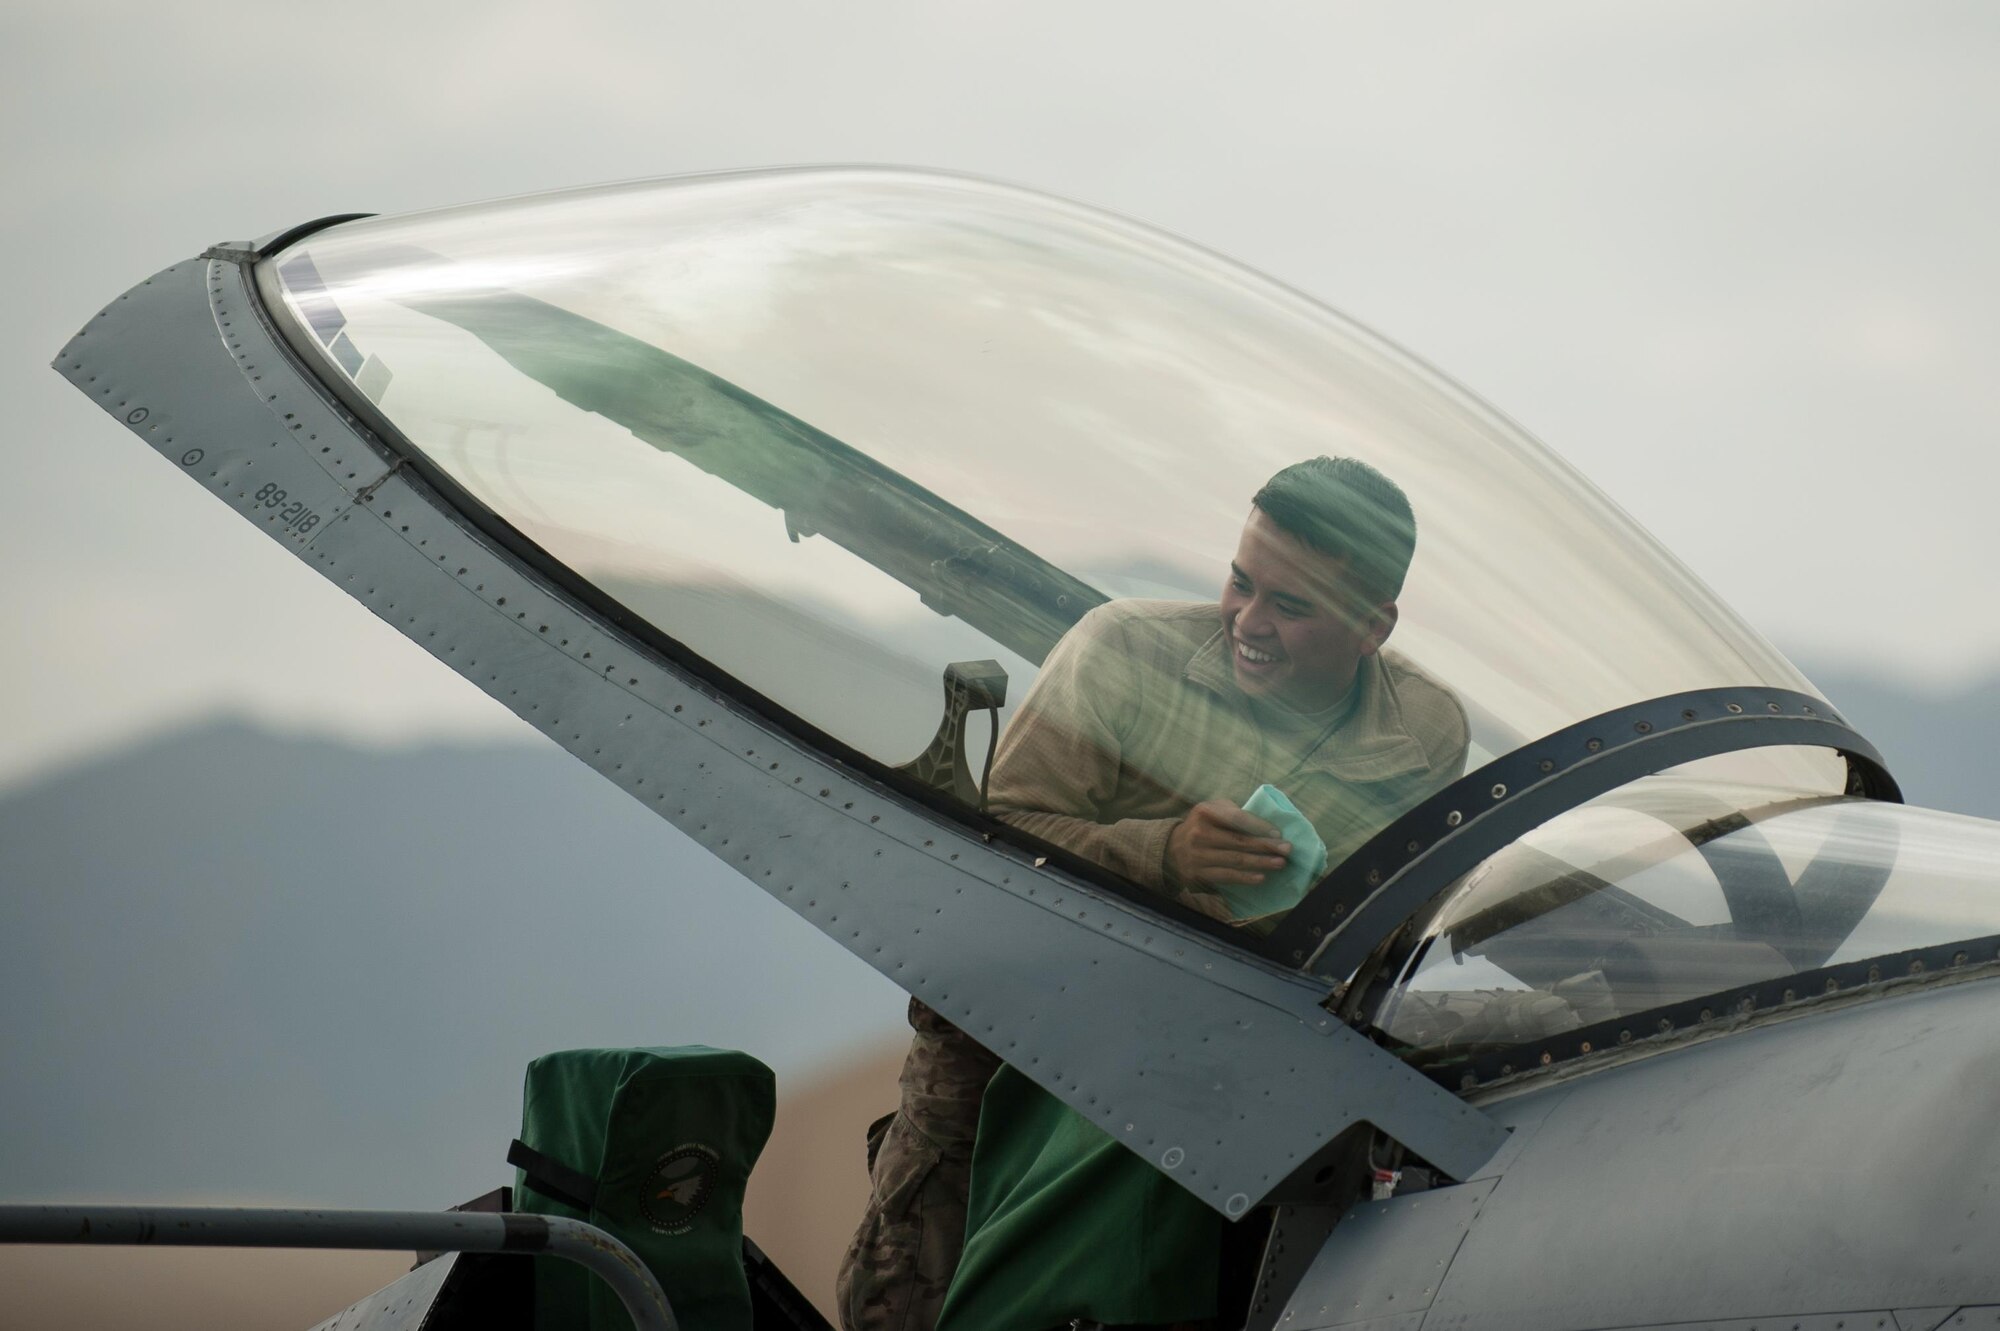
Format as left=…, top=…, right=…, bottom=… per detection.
left=1262, top=686, right=1899, bottom=979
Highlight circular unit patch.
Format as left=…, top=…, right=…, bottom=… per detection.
left=639, top=1143, right=721, bottom=1236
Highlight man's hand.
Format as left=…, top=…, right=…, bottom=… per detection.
left=1165, top=798, right=1291, bottom=894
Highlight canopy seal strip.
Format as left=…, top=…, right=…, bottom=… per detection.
left=1434, top=925, right=2000, bottom=1093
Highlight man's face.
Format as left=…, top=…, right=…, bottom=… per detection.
left=1220, top=507, right=1398, bottom=712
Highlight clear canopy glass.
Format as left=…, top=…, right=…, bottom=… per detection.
left=1372, top=784, right=2000, bottom=1072
left=266, top=167, right=1850, bottom=937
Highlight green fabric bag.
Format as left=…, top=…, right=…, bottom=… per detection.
left=514, top=1046, right=775, bottom=1331
left=935, top=1065, right=1222, bottom=1331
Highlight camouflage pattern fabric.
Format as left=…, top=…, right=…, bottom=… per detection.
left=837, top=998, right=1001, bottom=1331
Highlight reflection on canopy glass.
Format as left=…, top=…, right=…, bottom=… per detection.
left=266, top=168, right=1846, bottom=935
left=1372, top=783, right=2000, bottom=1072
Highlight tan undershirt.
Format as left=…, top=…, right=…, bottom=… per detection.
left=1246, top=681, right=1358, bottom=785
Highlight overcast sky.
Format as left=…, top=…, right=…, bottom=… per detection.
left=4, top=9, right=1998, bottom=1325
left=4, top=1, right=1996, bottom=787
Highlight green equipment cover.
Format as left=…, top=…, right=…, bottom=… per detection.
left=935, top=1065, right=1221, bottom=1331
left=514, top=1046, right=776, bottom=1331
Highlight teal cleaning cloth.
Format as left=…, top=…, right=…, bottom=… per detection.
left=1225, top=784, right=1329, bottom=919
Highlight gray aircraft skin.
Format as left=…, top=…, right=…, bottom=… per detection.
left=52, top=168, right=2000, bottom=1331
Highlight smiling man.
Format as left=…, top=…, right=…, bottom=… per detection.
left=838, top=457, right=1468, bottom=1331
left=985, top=454, right=1467, bottom=921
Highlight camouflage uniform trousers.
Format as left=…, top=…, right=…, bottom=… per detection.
left=837, top=996, right=1002, bottom=1331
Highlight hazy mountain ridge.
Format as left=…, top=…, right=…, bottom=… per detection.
left=0, top=719, right=906, bottom=1211
left=0, top=661, right=1991, bottom=1318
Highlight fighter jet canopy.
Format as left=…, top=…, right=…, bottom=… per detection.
left=62, top=166, right=1950, bottom=1196
left=265, top=168, right=1840, bottom=784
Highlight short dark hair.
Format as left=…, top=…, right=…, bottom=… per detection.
left=1251, top=456, right=1417, bottom=601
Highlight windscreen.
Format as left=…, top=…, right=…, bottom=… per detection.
left=1372, top=784, right=2000, bottom=1073
left=265, top=168, right=1844, bottom=934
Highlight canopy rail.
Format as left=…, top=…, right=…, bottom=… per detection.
left=0, top=1203, right=676, bottom=1331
